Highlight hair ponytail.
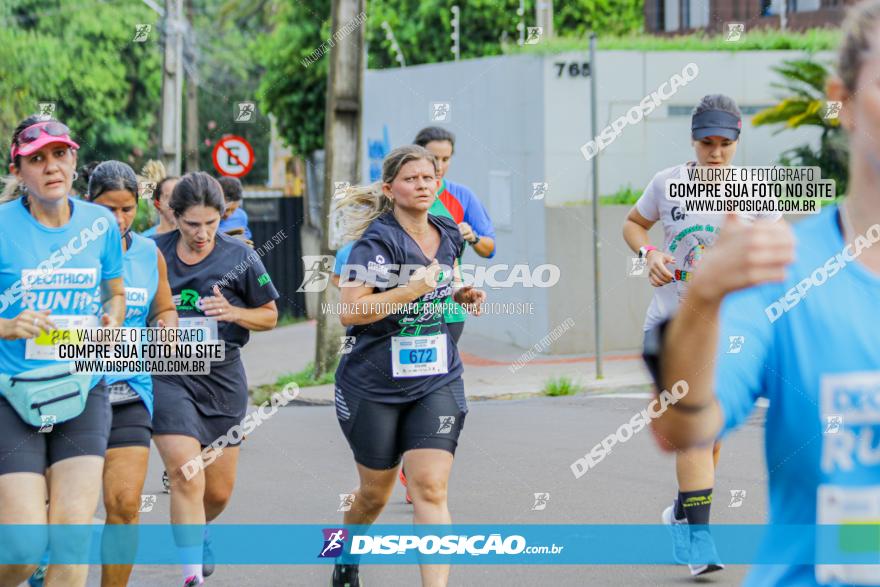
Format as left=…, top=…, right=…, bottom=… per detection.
left=0, top=175, right=22, bottom=203
left=334, top=182, right=393, bottom=242
left=333, top=145, right=438, bottom=242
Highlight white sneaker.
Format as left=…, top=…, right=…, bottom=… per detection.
left=688, top=529, right=725, bottom=576
left=661, top=503, right=691, bottom=564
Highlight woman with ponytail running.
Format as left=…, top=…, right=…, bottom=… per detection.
left=85, top=160, right=177, bottom=587
left=331, top=145, right=485, bottom=587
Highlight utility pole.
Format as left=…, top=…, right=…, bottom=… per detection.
left=516, top=0, right=525, bottom=46
left=589, top=33, right=602, bottom=379
left=536, top=0, right=554, bottom=39
left=314, top=0, right=365, bottom=378
left=160, top=0, right=184, bottom=175
left=184, top=0, right=199, bottom=172
left=450, top=5, right=460, bottom=61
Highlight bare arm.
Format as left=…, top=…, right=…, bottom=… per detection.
left=201, top=285, right=278, bottom=332
left=471, top=236, right=495, bottom=258
left=622, top=206, right=656, bottom=253
left=149, top=251, right=178, bottom=328
left=101, top=277, right=126, bottom=328
left=623, top=207, right=675, bottom=286
left=228, top=300, right=278, bottom=332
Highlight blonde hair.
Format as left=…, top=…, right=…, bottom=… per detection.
left=838, top=0, right=880, bottom=93
left=334, top=145, right=438, bottom=242
left=141, top=159, right=167, bottom=184
left=0, top=174, right=21, bottom=203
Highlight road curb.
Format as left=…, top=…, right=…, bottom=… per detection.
left=249, top=382, right=653, bottom=407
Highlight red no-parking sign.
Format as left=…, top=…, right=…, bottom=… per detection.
left=212, top=135, right=254, bottom=178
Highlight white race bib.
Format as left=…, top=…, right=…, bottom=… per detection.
left=25, top=315, right=99, bottom=361
left=816, top=485, right=880, bottom=585
left=179, top=317, right=219, bottom=341
left=391, top=334, right=448, bottom=378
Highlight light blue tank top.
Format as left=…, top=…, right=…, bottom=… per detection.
left=105, top=233, right=159, bottom=414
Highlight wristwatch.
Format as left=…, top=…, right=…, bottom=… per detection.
left=468, top=233, right=481, bottom=246
left=639, top=245, right=657, bottom=259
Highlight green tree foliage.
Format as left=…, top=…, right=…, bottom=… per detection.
left=258, top=0, right=329, bottom=158
left=555, top=0, right=643, bottom=37
left=188, top=1, right=272, bottom=185
left=259, top=0, right=644, bottom=158
left=753, top=58, right=849, bottom=196
left=0, top=0, right=162, bottom=168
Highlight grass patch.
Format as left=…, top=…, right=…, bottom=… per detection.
left=558, top=185, right=642, bottom=207
left=543, top=376, right=582, bottom=397
left=251, top=360, right=337, bottom=405
left=600, top=185, right=641, bottom=205
left=506, top=29, right=840, bottom=56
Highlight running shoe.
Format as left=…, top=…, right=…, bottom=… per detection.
left=661, top=503, right=690, bottom=564
left=162, top=470, right=171, bottom=493
left=398, top=468, right=412, bottom=505
left=332, top=563, right=362, bottom=586
left=27, top=565, right=46, bottom=587
left=202, top=530, right=215, bottom=578
left=688, top=529, right=724, bottom=576
left=27, top=549, right=49, bottom=587
left=183, top=575, right=203, bottom=587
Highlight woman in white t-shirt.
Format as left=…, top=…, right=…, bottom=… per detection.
left=622, top=94, right=781, bottom=577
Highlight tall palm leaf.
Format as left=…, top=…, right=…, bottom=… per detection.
left=753, top=58, right=849, bottom=196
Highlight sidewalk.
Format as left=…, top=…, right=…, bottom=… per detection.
left=241, top=321, right=652, bottom=405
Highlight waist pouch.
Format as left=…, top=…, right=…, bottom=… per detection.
left=0, top=362, right=92, bottom=427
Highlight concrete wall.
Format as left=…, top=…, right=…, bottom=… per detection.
left=544, top=50, right=832, bottom=205
left=363, top=55, right=551, bottom=349
left=364, top=50, right=832, bottom=208
left=360, top=50, right=832, bottom=353
left=545, top=205, right=664, bottom=354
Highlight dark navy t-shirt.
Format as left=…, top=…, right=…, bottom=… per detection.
left=335, top=212, right=465, bottom=403
left=154, top=231, right=279, bottom=349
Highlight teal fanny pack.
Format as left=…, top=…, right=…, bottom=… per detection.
left=0, top=363, right=93, bottom=428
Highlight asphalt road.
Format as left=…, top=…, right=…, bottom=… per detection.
left=86, top=391, right=769, bottom=586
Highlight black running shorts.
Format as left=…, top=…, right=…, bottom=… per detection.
left=0, top=382, right=111, bottom=475
left=335, top=379, right=467, bottom=470
left=108, top=399, right=152, bottom=450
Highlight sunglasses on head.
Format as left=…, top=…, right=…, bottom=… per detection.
left=16, top=122, right=71, bottom=145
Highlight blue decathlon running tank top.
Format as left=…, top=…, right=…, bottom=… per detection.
left=105, top=233, right=160, bottom=415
